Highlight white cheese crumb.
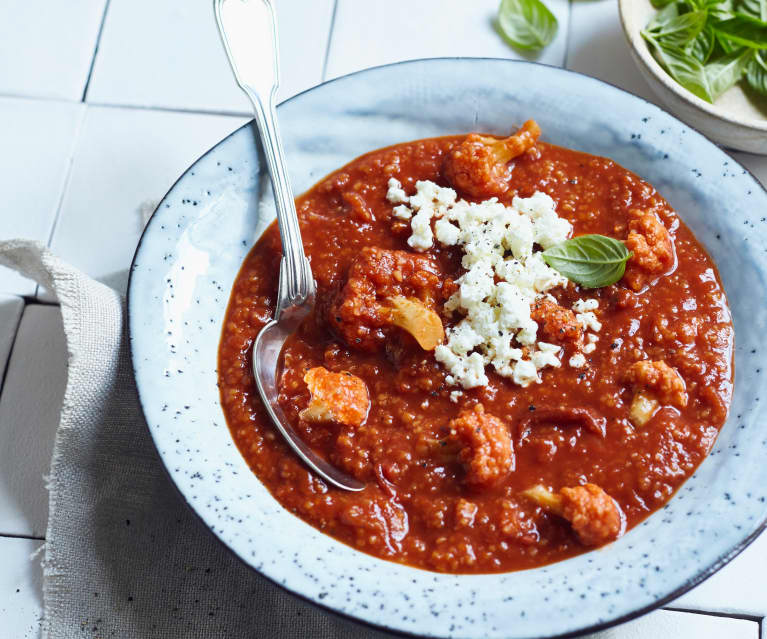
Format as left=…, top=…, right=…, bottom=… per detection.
left=434, top=218, right=460, bottom=245
left=393, top=204, right=412, bottom=220
left=449, top=390, right=463, bottom=403
left=407, top=208, right=435, bottom=250
left=583, top=342, right=597, bottom=354
left=386, top=178, right=408, bottom=204
left=531, top=343, right=562, bottom=370
left=569, top=353, right=587, bottom=368
left=395, top=180, right=575, bottom=389
left=587, top=333, right=599, bottom=343
left=512, top=360, right=539, bottom=387
left=576, top=311, right=602, bottom=332
left=573, top=298, right=599, bottom=313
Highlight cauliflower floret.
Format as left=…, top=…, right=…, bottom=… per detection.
left=442, top=120, right=541, bottom=198
left=623, top=209, right=675, bottom=292
left=300, top=367, right=370, bottom=427
left=530, top=297, right=582, bottom=343
left=448, top=404, right=514, bottom=488
left=328, top=247, right=443, bottom=351
left=523, top=483, right=624, bottom=546
left=624, top=359, right=688, bottom=408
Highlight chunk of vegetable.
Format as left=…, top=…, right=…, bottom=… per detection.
left=388, top=295, right=445, bottom=351
left=628, top=391, right=660, bottom=428
left=442, top=120, right=541, bottom=198
left=522, top=484, right=563, bottom=514
left=300, top=367, right=370, bottom=427
left=523, top=483, right=624, bottom=546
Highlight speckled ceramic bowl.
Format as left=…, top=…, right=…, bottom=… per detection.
left=128, top=59, right=767, bottom=639
left=619, top=0, right=767, bottom=154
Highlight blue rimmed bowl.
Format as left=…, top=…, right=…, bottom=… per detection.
left=128, top=58, right=767, bottom=639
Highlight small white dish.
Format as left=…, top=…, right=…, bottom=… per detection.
left=619, top=0, right=767, bottom=154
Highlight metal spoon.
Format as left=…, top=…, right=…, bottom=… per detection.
left=215, top=0, right=365, bottom=491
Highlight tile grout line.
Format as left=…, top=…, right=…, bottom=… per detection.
left=321, top=0, right=340, bottom=82
left=663, top=606, right=764, bottom=625
left=80, top=0, right=112, bottom=102
left=0, top=532, right=45, bottom=542
left=35, top=106, right=90, bottom=299
left=85, top=100, right=252, bottom=118
left=0, top=92, right=252, bottom=119
left=562, top=0, right=574, bottom=70
left=0, top=303, right=24, bottom=396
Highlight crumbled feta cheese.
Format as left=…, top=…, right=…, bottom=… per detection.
left=435, top=347, right=489, bottom=388
left=512, top=192, right=572, bottom=249
left=393, top=204, right=412, bottom=220
left=531, top=343, right=562, bottom=370
left=583, top=342, right=597, bottom=354
left=576, top=311, right=602, bottom=332
left=573, top=298, right=599, bottom=313
left=394, top=180, right=576, bottom=389
left=386, top=178, right=408, bottom=204
left=449, top=390, right=463, bottom=403
left=569, top=353, right=587, bottom=368
left=434, top=218, right=460, bottom=245
left=408, top=208, right=435, bottom=250
left=587, top=333, right=599, bottom=343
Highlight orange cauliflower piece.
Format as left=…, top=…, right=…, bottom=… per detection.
left=624, top=360, right=688, bottom=408
left=623, top=210, right=675, bottom=291
left=300, top=367, right=370, bottom=427
left=448, top=404, right=514, bottom=488
left=328, top=247, right=443, bottom=352
left=443, top=120, right=541, bottom=198
left=523, top=483, right=624, bottom=547
left=530, top=298, right=582, bottom=343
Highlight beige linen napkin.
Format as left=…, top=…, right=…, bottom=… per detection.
left=0, top=240, right=390, bottom=639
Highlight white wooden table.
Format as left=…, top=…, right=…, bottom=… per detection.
left=1, top=1, right=765, bottom=637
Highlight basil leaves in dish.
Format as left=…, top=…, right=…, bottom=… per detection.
left=542, top=235, right=633, bottom=289
left=642, top=0, right=767, bottom=103
left=497, top=0, right=558, bottom=52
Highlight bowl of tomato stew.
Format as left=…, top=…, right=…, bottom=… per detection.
left=129, top=59, right=767, bottom=639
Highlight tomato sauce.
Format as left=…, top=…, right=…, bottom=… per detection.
left=218, top=133, right=733, bottom=573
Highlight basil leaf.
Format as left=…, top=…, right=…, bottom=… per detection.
left=541, top=235, right=633, bottom=289
left=649, top=10, right=708, bottom=46
left=647, top=2, right=682, bottom=31
left=688, top=24, right=716, bottom=63
left=497, top=0, right=558, bottom=51
left=651, top=0, right=677, bottom=7
left=714, top=15, right=767, bottom=48
left=746, top=50, right=767, bottom=94
left=706, top=47, right=753, bottom=99
left=643, top=32, right=715, bottom=101
left=737, top=0, right=767, bottom=20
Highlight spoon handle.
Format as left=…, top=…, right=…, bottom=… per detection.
left=214, top=0, right=314, bottom=316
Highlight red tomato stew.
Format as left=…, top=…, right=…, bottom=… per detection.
left=218, top=121, right=734, bottom=574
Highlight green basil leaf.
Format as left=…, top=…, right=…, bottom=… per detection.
left=497, top=0, right=558, bottom=51
left=706, top=47, right=753, bottom=98
left=541, top=235, right=633, bottom=289
left=706, top=0, right=735, bottom=18
left=716, top=29, right=739, bottom=52
left=746, top=50, right=767, bottom=94
left=643, top=32, right=715, bottom=101
left=714, top=15, right=767, bottom=48
left=649, top=10, right=708, bottom=46
left=688, top=24, right=716, bottom=62
left=737, top=0, right=767, bottom=20
left=651, top=0, right=677, bottom=7
left=647, top=2, right=682, bottom=31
